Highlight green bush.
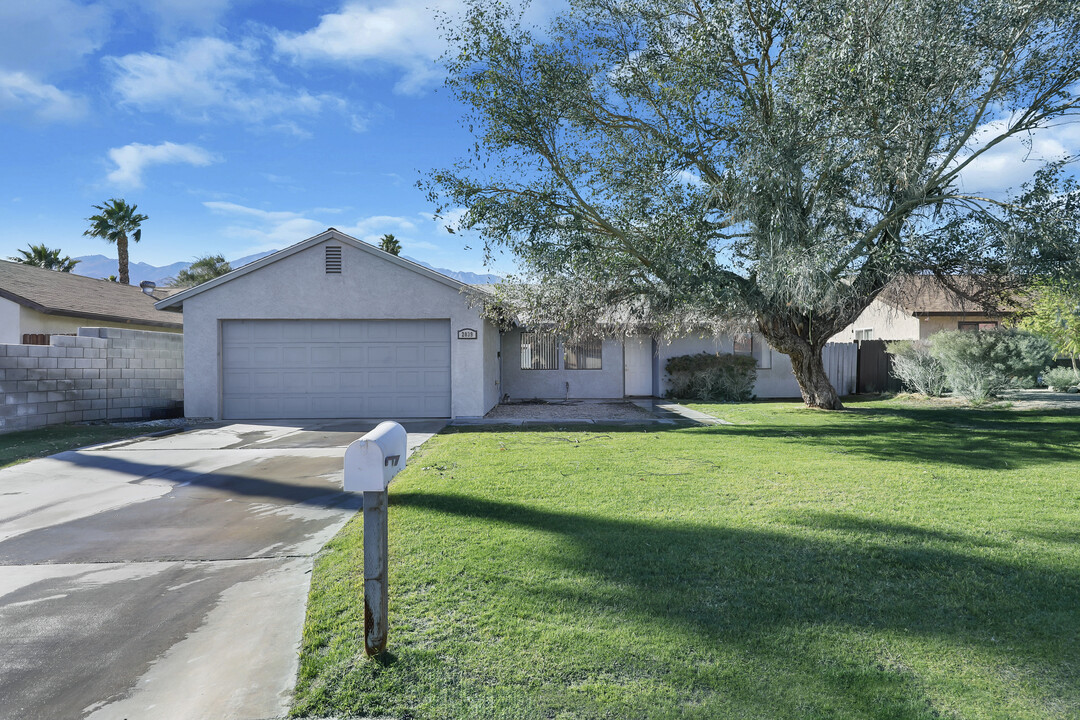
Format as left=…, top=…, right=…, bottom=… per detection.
left=1043, top=366, right=1080, bottom=392
left=665, top=353, right=757, bottom=401
left=1003, top=331, right=1057, bottom=387
left=886, top=339, right=948, bottom=396
left=929, top=329, right=1054, bottom=404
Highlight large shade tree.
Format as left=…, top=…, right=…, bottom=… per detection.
left=84, top=198, right=147, bottom=285
left=8, top=243, right=80, bottom=272
left=429, top=0, right=1080, bottom=409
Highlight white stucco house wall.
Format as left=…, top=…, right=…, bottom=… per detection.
left=155, top=229, right=500, bottom=420
left=157, top=229, right=854, bottom=421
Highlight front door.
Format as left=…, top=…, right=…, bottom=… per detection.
left=623, top=335, right=653, bottom=397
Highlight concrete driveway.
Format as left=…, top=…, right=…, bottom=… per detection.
left=0, top=419, right=444, bottom=720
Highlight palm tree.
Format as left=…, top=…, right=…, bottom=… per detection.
left=83, top=198, right=148, bottom=285
left=8, top=243, right=80, bottom=272
left=167, top=254, right=232, bottom=288
left=379, top=233, right=402, bottom=256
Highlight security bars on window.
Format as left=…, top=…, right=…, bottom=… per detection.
left=520, top=331, right=559, bottom=370
left=564, top=337, right=602, bottom=370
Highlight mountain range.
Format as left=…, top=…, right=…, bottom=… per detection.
left=72, top=251, right=502, bottom=287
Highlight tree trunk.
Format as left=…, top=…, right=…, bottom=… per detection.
left=787, top=344, right=844, bottom=410
left=758, top=314, right=846, bottom=410
left=117, top=237, right=129, bottom=285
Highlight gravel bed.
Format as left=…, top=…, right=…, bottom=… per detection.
left=996, top=389, right=1080, bottom=411
left=893, top=389, right=1080, bottom=412
left=485, top=401, right=656, bottom=420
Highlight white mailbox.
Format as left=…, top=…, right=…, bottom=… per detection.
left=343, top=421, right=408, bottom=493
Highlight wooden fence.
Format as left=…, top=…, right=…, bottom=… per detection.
left=856, top=340, right=903, bottom=394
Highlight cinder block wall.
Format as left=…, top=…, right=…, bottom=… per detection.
left=0, top=327, right=183, bottom=433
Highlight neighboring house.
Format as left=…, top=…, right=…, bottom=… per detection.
left=156, top=229, right=853, bottom=421
left=0, top=260, right=182, bottom=344
left=834, top=276, right=1015, bottom=343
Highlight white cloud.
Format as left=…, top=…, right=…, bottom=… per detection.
left=273, top=0, right=449, bottom=94
left=203, top=202, right=422, bottom=252
left=955, top=118, right=1080, bottom=195
left=339, top=215, right=418, bottom=236
left=0, top=71, right=86, bottom=121
left=203, top=201, right=327, bottom=250
left=278, top=1, right=442, bottom=94
left=275, top=0, right=566, bottom=94
left=431, top=207, right=469, bottom=233
left=0, top=0, right=109, bottom=76
left=107, top=141, right=218, bottom=188
left=135, top=0, right=233, bottom=34
left=106, top=36, right=340, bottom=124
left=204, top=201, right=300, bottom=221
left=0, top=0, right=104, bottom=122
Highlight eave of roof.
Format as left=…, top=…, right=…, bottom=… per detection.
left=0, top=261, right=183, bottom=328
left=155, top=228, right=468, bottom=310
left=0, top=285, right=182, bottom=328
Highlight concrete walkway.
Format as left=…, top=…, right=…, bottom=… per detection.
left=452, top=399, right=730, bottom=426
left=644, top=401, right=734, bottom=425
left=0, top=419, right=443, bottom=720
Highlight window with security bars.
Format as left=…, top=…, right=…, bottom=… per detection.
left=564, top=337, right=602, bottom=370
left=520, top=331, right=559, bottom=370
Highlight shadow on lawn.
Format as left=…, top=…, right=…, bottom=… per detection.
left=704, top=405, right=1080, bottom=469
left=455, top=403, right=1080, bottom=471
left=456, top=402, right=1080, bottom=470
left=393, top=491, right=1080, bottom=717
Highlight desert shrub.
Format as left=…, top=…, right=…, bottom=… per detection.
left=1043, top=366, right=1080, bottom=392
left=929, top=329, right=1054, bottom=404
left=1002, top=331, right=1056, bottom=387
left=886, top=339, right=947, bottom=396
left=665, top=353, right=757, bottom=401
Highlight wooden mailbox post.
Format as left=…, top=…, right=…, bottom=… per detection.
left=343, top=421, right=408, bottom=656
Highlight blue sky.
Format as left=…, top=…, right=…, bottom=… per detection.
left=1, top=1, right=1077, bottom=277
left=0, top=0, right=528, bottom=274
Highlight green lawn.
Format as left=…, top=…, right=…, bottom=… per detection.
left=293, top=399, right=1080, bottom=719
left=0, top=423, right=157, bottom=470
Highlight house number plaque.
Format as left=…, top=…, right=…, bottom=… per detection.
left=457, top=328, right=478, bottom=340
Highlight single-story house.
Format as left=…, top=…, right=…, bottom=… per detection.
left=0, top=260, right=182, bottom=345
left=833, top=276, right=1015, bottom=343
left=156, top=229, right=854, bottom=420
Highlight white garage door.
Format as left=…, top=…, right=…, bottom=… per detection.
left=221, top=319, right=451, bottom=419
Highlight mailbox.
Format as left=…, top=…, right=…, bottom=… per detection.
left=343, top=421, right=408, bottom=493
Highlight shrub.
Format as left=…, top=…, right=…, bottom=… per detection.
left=665, top=353, right=757, bottom=401
left=1043, top=366, right=1080, bottom=392
left=886, top=339, right=947, bottom=396
left=929, top=329, right=1054, bottom=404
left=1002, top=331, right=1056, bottom=387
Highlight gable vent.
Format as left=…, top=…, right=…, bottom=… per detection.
left=325, top=245, right=342, bottom=273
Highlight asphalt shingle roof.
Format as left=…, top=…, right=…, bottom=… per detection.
left=0, top=260, right=182, bottom=329
left=878, top=275, right=1020, bottom=315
